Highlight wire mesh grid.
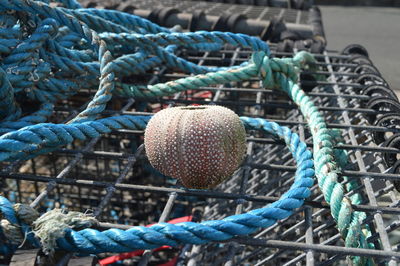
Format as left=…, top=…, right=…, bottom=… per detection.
left=1, top=43, right=400, bottom=265
left=134, top=0, right=306, bottom=23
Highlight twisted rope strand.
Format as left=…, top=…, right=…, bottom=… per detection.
left=0, top=115, right=150, bottom=161
left=0, top=67, right=20, bottom=121
left=254, top=53, right=374, bottom=265
left=99, top=31, right=270, bottom=55
left=76, top=8, right=169, bottom=34
left=0, top=103, right=54, bottom=135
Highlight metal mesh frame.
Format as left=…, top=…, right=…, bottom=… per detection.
left=1, top=44, right=400, bottom=265
left=82, top=0, right=311, bottom=26
left=188, top=0, right=313, bottom=10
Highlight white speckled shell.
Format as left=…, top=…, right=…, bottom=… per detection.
left=144, top=105, right=246, bottom=189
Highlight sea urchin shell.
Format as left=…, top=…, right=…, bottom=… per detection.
left=144, top=105, right=246, bottom=189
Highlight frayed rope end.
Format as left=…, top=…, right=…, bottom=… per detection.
left=32, top=209, right=98, bottom=254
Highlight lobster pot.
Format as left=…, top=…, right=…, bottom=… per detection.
left=1, top=41, right=400, bottom=265
left=182, top=45, right=400, bottom=265
left=189, top=0, right=313, bottom=9
left=81, top=0, right=325, bottom=52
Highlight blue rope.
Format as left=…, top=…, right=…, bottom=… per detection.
left=0, top=103, right=54, bottom=134
left=0, top=117, right=314, bottom=254
left=0, top=67, right=21, bottom=121
left=0, top=0, right=269, bottom=133
left=0, top=0, right=273, bottom=166
left=0, top=115, right=150, bottom=161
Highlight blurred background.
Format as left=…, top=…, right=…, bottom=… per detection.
left=321, top=5, right=400, bottom=94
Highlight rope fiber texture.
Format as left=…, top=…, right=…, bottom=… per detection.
left=0, top=0, right=373, bottom=264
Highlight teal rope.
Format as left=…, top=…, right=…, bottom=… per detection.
left=273, top=60, right=374, bottom=266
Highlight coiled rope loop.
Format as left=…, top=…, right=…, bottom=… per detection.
left=0, top=118, right=314, bottom=254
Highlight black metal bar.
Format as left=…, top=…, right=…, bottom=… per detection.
left=131, top=9, right=313, bottom=37
left=2, top=173, right=400, bottom=216
left=230, top=237, right=400, bottom=259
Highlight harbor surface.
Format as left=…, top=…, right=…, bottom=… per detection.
left=321, top=6, right=400, bottom=92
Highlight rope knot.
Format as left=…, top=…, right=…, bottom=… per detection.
left=251, top=51, right=299, bottom=89
left=0, top=201, right=39, bottom=248
left=0, top=196, right=98, bottom=254
left=251, top=51, right=318, bottom=89
left=292, top=51, right=317, bottom=68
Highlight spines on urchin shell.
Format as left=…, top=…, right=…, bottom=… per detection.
left=144, top=105, right=246, bottom=189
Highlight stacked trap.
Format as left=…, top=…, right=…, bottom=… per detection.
left=0, top=0, right=399, bottom=265
left=80, top=0, right=326, bottom=53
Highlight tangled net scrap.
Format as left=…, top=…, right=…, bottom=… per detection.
left=0, top=0, right=374, bottom=265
